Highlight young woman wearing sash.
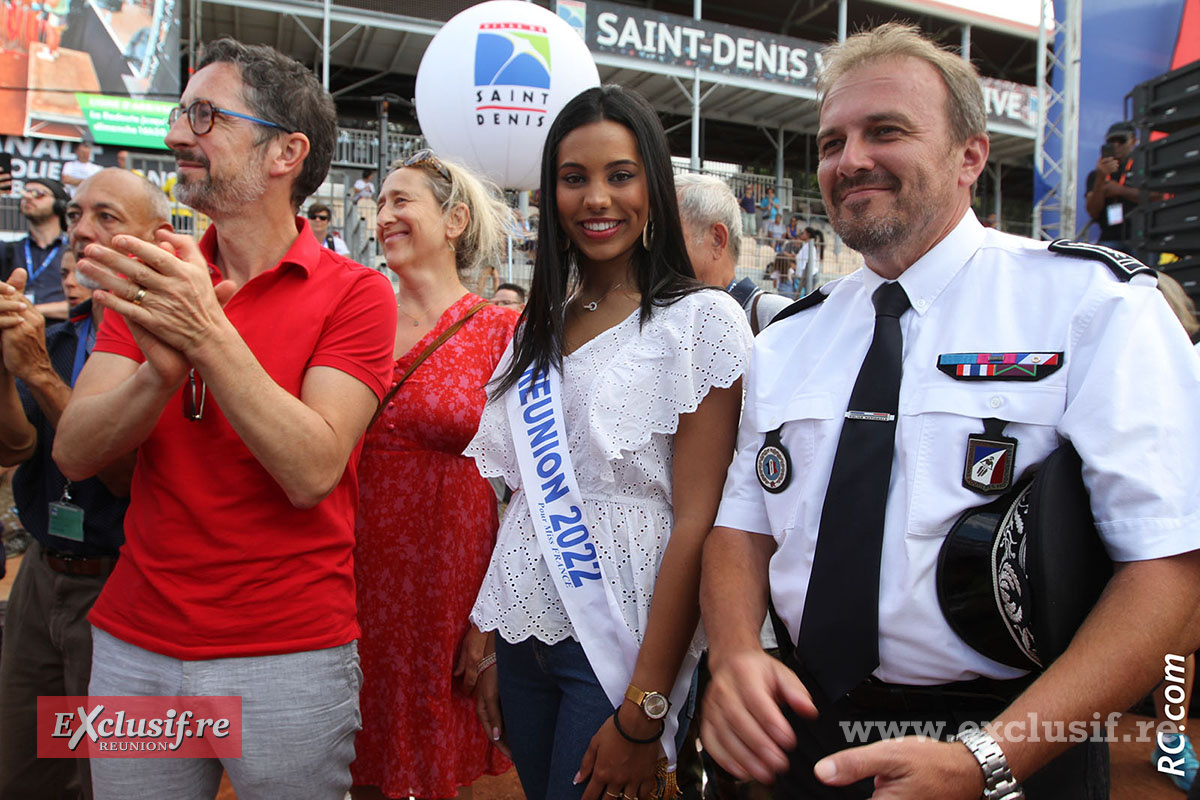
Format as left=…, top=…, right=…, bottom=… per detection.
left=351, top=153, right=518, bottom=800
left=466, top=86, right=753, bottom=800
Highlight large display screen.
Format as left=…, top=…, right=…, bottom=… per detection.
left=0, top=0, right=179, bottom=146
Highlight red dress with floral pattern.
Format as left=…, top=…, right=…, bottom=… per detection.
left=352, top=293, right=517, bottom=798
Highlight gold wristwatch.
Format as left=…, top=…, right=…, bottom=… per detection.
left=625, top=682, right=671, bottom=720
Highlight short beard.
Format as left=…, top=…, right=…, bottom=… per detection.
left=175, top=169, right=266, bottom=217
left=833, top=207, right=906, bottom=255
left=24, top=208, right=55, bottom=226
left=173, top=149, right=267, bottom=217
left=828, top=170, right=933, bottom=258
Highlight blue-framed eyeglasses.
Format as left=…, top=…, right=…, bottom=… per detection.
left=168, top=99, right=293, bottom=136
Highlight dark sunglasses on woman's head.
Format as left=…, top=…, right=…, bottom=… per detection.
left=403, top=148, right=451, bottom=183
left=308, top=213, right=331, bottom=221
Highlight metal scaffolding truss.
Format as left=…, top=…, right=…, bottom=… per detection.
left=1032, top=0, right=1081, bottom=240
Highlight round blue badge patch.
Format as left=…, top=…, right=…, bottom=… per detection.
left=756, top=428, right=791, bottom=494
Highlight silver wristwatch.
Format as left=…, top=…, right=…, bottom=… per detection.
left=955, top=728, right=1025, bottom=800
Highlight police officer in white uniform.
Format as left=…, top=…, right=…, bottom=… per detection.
left=700, top=23, right=1200, bottom=800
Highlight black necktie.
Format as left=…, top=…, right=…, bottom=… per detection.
left=797, top=280, right=910, bottom=702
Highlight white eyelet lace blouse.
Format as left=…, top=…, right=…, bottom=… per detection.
left=467, top=288, right=754, bottom=651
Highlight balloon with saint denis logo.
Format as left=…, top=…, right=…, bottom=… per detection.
left=415, top=0, right=600, bottom=191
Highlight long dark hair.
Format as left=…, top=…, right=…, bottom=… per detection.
left=494, top=85, right=705, bottom=396
left=804, top=226, right=826, bottom=260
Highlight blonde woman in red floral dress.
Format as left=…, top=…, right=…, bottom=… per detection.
left=350, top=151, right=518, bottom=800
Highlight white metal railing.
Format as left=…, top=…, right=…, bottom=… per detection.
left=672, top=161, right=797, bottom=214
left=334, top=129, right=426, bottom=169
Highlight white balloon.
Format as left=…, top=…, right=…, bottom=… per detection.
left=415, top=0, right=600, bottom=190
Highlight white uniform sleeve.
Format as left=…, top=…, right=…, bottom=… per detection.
left=1060, top=279, right=1200, bottom=562
left=714, top=345, right=773, bottom=535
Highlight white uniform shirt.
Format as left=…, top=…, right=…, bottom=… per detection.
left=715, top=210, right=1200, bottom=684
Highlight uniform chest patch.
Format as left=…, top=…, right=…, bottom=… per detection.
left=756, top=428, right=792, bottom=494
left=938, top=352, right=1063, bottom=381
left=963, top=418, right=1017, bottom=494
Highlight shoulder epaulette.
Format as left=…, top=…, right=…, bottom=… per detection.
left=768, top=285, right=829, bottom=326
left=1047, top=240, right=1156, bottom=282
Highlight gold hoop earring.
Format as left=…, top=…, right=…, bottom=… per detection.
left=642, top=219, right=654, bottom=250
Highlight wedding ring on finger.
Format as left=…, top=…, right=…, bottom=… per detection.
left=132, top=286, right=148, bottom=306
left=604, top=792, right=621, bottom=798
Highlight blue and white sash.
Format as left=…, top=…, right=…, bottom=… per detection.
left=507, top=363, right=687, bottom=762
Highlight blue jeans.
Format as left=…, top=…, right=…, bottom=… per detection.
left=496, top=637, right=696, bottom=800
left=88, top=628, right=362, bottom=800
left=497, top=637, right=614, bottom=800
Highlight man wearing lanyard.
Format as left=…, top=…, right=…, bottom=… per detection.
left=1084, top=121, right=1163, bottom=255
left=1, top=177, right=70, bottom=321
left=0, top=168, right=170, bottom=800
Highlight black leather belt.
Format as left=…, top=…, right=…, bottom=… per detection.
left=843, top=674, right=1034, bottom=714
left=42, top=549, right=118, bottom=577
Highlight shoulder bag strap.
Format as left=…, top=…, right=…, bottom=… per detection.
left=368, top=299, right=489, bottom=429
left=749, top=292, right=764, bottom=336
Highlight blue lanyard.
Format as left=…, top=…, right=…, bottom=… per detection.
left=24, top=237, right=62, bottom=284
left=70, top=317, right=91, bottom=387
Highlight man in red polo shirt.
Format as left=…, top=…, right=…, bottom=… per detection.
left=54, top=39, right=396, bottom=799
